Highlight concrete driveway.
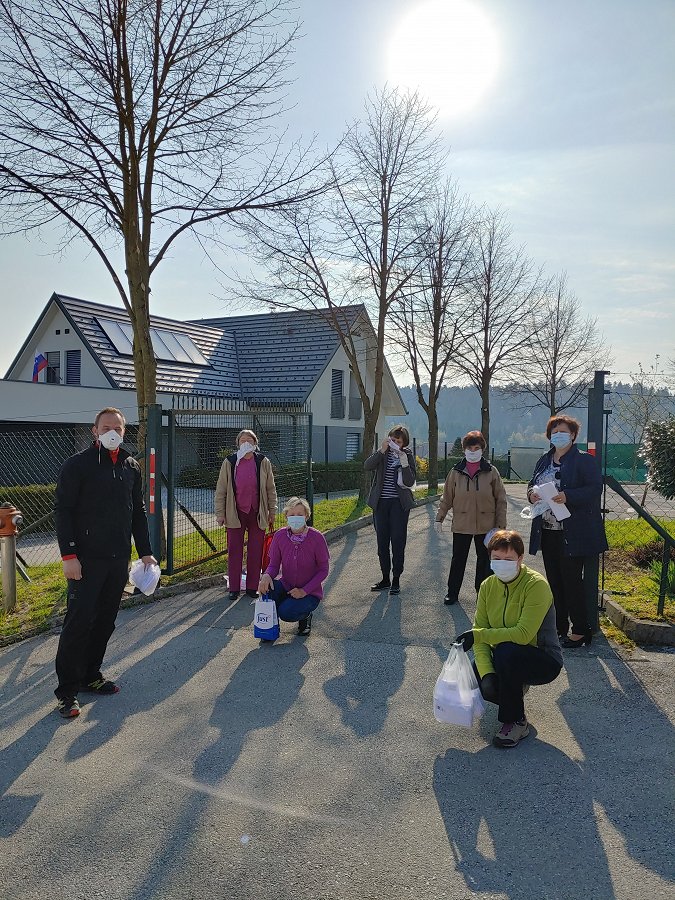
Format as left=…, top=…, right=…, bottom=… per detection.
left=1, top=495, right=673, bottom=899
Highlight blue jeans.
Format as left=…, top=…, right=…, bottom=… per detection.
left=270, top=579, right=320, bottom=622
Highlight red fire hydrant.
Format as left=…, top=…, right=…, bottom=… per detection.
left=0, top=503, right=23, bottom=613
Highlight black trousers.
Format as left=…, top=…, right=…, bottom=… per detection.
left=373, top=497, right=410, bottom=579
left=474, top=642, right=562, bottom=723
left=540, top=529, right=591, bottom=635
left=447, top=532, right=490, bottom=599
left=55, top=558, right=129, bottom=699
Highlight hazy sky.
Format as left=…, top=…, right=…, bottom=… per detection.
left=1, top=0, right=673, bottom=381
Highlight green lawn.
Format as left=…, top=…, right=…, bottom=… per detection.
left=603, top=518, right=675, bottom=623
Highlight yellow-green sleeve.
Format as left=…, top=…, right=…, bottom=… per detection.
left=473, top=579, right=553, bottom=650
left=473, top=581, right=495, bottom=677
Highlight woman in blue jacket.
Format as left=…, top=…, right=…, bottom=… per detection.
left=527, top=414, right=608, bottom=647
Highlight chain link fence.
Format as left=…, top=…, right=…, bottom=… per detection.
left=161, top=405, right=312, bottom=574
left=600, top=380, right=675, bottom=615
left=0, top=423, right=140, bottom=568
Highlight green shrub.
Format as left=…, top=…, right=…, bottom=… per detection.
left=629, top=540, right=675, bottom=568
left=312, top=462, right=363, bottom=493
left=176, top=466, right=220, bottom=488
left=642, top=418, right=675, bottom=499
left=0, top=484, right=57, bottom=529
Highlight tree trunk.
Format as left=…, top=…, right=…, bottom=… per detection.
left=480, top=373, right=491, bottom=450
left=360, top=411, right=377, bottom=505
left=427, top=398, right=439, bottom=494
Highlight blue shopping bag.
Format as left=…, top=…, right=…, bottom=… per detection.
left=253, top=593, right=280, bottom=641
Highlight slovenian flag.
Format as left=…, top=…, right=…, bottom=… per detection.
left=32, top=353, right=48, bottom=382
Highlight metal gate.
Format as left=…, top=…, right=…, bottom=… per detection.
left=146, top=400, right=313, bottom=574
left=587, top=371, right=675, bottom=618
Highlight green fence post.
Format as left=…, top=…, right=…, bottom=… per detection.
left=585, top=370, right=611, bottom=631
left=145, top=404, right=163, bottom=565
left=165, top=410, right=175, bottom=575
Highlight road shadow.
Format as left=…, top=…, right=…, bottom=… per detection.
left=433, top=739, right=616, bottom=899
left=323, top=591, right=405, bottom=737
left=66, top=594, right=254, bottom=762
left=130, top=641, right=309, bottom=899
left=558, top=644, right=675, bottom=885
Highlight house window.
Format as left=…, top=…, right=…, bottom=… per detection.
left=331, top=369, right=345, bottom=419
left=346, top=433, right=361, bottom=459
left=65, top=350, right=81, bottom=385
left=46, top=351, right=60, bottom=383
left=96, top=317, right=209, bottom=366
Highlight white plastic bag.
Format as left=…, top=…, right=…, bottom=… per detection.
left=128, top=559, right=161, bottom=596
left=433, top=645, right=485, bottom=727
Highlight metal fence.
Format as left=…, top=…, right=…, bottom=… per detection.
left=148, top=403, right=313, bottom=574
left=0, top=423, right=140, bottom=568
left=595, top=375, right=675, bottom=616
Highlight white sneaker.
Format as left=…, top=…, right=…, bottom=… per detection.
left=493, top=718, right=530, bottom=749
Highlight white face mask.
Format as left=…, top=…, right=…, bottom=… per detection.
left=490, top=559, right=520, bottom=582
left=287, top=515, right=306, bottom=532
left=465, top=449, right=482, bottom=463
left=99, top=430, right=123, bottom=451
left=387, top=438, right=400, bottom=451
left=237, top=441, right=256, bottom=459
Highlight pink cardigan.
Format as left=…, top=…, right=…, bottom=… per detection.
left=265, top=527, right=330, bottom=598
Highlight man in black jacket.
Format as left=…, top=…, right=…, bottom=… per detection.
left=54, top=407, right=156, bottom=718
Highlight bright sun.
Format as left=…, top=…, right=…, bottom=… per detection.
left=387, top=0, right=500, bottom=117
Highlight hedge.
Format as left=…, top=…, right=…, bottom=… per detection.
left=0, top=484, right=57, bottom=528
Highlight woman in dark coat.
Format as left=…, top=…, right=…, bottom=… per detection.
left=364, top=425, right=416, bottom=596
left=527, top=414, right=608, bottom=647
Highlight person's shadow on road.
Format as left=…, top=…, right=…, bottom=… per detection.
left=323, top=591, right=404, bottom=737
left=433, top=739, right=616, bottom=899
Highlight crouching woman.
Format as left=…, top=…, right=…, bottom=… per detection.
left=455, top=530, right=563, bottom=749
left=258, top=497, right=330, bottom=637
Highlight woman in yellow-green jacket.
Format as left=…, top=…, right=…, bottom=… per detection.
left=454, top=530, right=563, bottom=749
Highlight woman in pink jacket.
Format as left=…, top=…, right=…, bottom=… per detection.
left=258, top=497, right=330, bottom=637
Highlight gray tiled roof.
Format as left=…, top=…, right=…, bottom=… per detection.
left=193, top=307, right=364, bottom=402
left=56, top=295, right=242, bottom=396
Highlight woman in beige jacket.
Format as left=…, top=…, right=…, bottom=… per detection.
left=215, top=429, right=277, bottom=602
left=435, top=430, right=507, bottom=606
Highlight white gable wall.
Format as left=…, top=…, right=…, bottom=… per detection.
left=8, top=302, right=110, bottom=388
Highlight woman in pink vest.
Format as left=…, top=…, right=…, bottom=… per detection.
left=215, top=429, right=277, bottom=602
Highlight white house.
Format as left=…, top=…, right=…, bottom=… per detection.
left=2, top=294, right=406, bottom=461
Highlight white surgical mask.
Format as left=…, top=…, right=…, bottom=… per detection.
left=287, top=515, right=306, bottom=532
left=99, top=430, right=123, bottom=451
left=550, top=433, right=572, bottom=449
left=490, top=559, right=520, bottom=582
left=236, top=441, right=256, bottom=459
left=464, top=449, right=482, bottom=463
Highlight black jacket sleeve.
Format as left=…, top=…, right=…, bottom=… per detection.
left=131, top=464, right=153, bottom=557
left=55, top=457, right=81, bottom=558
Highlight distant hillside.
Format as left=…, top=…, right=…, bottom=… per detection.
left=386, top=384, right=588, bottom=454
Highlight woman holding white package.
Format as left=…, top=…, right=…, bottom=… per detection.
left=526, top=414, right=607, bottom=647
left=258, top=498, right=330, bottom=637
left=215, top=429, right=277, bottom=602
left=364, top=425, right=417, bottom=596
left=454, top=530, right=563, bottom=749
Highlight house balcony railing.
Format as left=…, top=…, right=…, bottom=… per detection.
left=331, top=394, right=346, bottom=419
left=348, top=396, right=362, bottom=420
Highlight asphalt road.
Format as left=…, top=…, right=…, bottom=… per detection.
left=1, top=499, right=674, bottom=900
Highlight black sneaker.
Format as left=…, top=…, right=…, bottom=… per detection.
left=298, top=613, right=313, bottom=636
left=389, top=578, right=401, bottom=595
left=245, top=589, right=258, bottom=598
left=57, top=697, right=80, bottom=718
left=444, top=594, right=458, bottom=605
left=371, top=579, right=391, bottom=591
left=83, top=678, right=120, bottom=695
left=229, top=591, right=240, bottom=602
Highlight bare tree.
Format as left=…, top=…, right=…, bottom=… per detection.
left=0, top=0, right=325, bottom=419
left=240, top=87, right=444, bottom=500
left=451, top=208, right=544, bottom=449
left=390, top=181, right=476, bottom=492
left=507, top=272, right=612, bottom=415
